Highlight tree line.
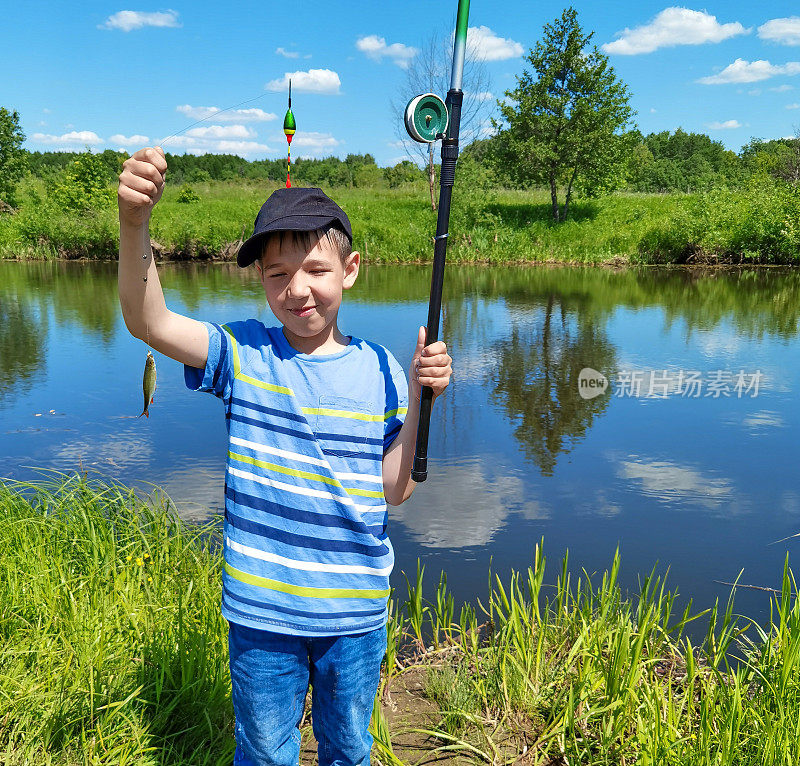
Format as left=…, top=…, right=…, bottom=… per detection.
left=4, top=131, right=794, bottom=199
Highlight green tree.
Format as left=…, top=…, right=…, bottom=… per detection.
left=0, top=107, right=27, bottom=207
left=495, top=7, right=635, bottom=222
left=384, top=160, right=421, bottom=188
left=742, top=133, right=800, bottom=186
left=631, top=129, right=740, bottom=192
left=50, top=150, right=116, bottom=211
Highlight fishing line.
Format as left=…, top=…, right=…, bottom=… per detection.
left=141, top=224, right=151, bottom=350
left=158, top=91, right=271, bottom=147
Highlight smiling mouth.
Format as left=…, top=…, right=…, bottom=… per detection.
left=289, top=306, right=315, bottom=316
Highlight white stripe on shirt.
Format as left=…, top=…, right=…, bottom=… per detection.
left=226, top=538, right=393, bottom=575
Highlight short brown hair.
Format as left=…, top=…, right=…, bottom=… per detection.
left=259, top=223, right=352, bottom=264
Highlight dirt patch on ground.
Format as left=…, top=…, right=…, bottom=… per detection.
left=298, top=666, right=466, bottom=766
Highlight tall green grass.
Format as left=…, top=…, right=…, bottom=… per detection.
left=4, top=174, right=800, bottom=264
left=3, top=475, right=800, bottom=764
left=1, top=177, right=692, bottom=264
left=389, top=544, right=800, bottom=765
left=638, top=178, right=800, bottom=264
left=0, top=474, right=233, bottom=765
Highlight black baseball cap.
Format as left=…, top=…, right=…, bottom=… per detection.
left=236, top=187, right=353, bottom=267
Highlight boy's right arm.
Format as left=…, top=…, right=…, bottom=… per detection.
left=118, top=146, right=209, bottom=369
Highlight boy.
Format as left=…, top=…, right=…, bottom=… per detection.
left=117, top=147, right=453, bottom=766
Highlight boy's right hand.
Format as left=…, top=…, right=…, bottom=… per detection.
left=118, top=147, right=167, bottom=226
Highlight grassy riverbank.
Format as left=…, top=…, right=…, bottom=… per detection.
left=3, top=475, right=800, bottom=765
left=2, top=176, right=799, bottom=264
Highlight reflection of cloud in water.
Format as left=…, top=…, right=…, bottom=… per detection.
left=153, top=463, right=225, bottom=522
left=695, top=331, right=742, bottom=359
left=740, top=410, right=785, bottom=431
left=51, top=433, right=154, bottom=472
left=391, top=457, right=546, bottom=549
left=617, top=455, right=736, bottom=510
left=453, top=346, right=501, bottom=382
left=50, top=435, right=224, bottom=522
left=587, top=489, right=622, bottom=517
left=782, top=491, right=800, bottom=515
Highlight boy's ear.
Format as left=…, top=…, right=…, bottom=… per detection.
left=342, top=251, right=360, bottom=289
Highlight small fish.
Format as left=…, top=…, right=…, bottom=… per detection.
left=139, top=351, right=157, bottom=418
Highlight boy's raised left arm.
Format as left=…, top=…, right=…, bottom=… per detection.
left=382, top=326, right=452, bottom=506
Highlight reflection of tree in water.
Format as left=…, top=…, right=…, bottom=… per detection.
left=0, top=299, right=46, bottom=404
left=491, top=295, right=616, bottom=476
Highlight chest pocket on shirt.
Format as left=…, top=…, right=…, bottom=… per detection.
left=313, top=396, right=374, bottom=458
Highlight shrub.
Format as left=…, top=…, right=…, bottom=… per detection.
left=176, top=184, right=201, bottom=204
left=49, top=151, right=115, bottom=211
left=639, top=178, right=800, bottom=263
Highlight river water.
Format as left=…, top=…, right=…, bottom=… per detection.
left=2, top=261, right=800, bottom=625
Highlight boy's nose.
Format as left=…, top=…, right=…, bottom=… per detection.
left=286, top=272, right=311, bottom=297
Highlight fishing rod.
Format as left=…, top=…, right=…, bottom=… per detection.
left=404, top=0, right=470, bottom=483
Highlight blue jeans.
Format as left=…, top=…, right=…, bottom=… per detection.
left=228, top=621, right=387, bottom=766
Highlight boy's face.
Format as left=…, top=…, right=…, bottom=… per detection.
left=255, top=232, right=359, bottom=351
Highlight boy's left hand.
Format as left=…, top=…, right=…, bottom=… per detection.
left=410, top=325, right=453, bottom=403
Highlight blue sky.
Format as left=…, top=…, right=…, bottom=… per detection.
left=3, top=1, right=800, bottom=166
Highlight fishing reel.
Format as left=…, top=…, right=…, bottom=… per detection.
left=404, top=93, right=449, bottom=143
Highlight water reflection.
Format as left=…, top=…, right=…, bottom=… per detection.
left=616, top=455, right=735, bottom=511
left=0, top=300, right=47, bottom=404
left=155, top=463, right=226, bottom=521
left=393, top=457, right=548, bottom=548
left=4, top=261, right=800, bottom=482
left=490, top=295, right=616, bottom=476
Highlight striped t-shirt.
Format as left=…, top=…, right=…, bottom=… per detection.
left=185, top=320, right=408, bottom=636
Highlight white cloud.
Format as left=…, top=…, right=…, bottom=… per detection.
left=474, top=91, right=494, bottom=102
left=275, top=47, right=299, bottom=59
left=475, top=118, right=497, bottom=139
left=771, top=84, right=794, bottom=92
left=32, top=130, right=103, bottom=145
left=291, top=131, right=342, bottom=154
left=650, top=107, right=657, bottom=113
left=99, top=10, right=180, bottom=32
left=109, top=133, right=149, bottom=145
left=602, top=8, right=748, bottom=55
left=355, top=35, right=418, bottom=68
left=176, top=105, right=276, bottom=122
left=210, top=140, right=270, bottom=153
left=184, top=124, right=255, bottom=139
left=758, top=17, right=800, bottom=46
left=466, top=26, right=523, bottom=61
left=787, top=103, right=800, bottom=109
left=165, top=136, right=271, bottom=156
left=706, top=119, right=742, bottom=129
left=698, top=58, right=800, bottom=84
left=748, top=88, right=762, bottom=96
left=265, top=69, right=341, bottom=95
